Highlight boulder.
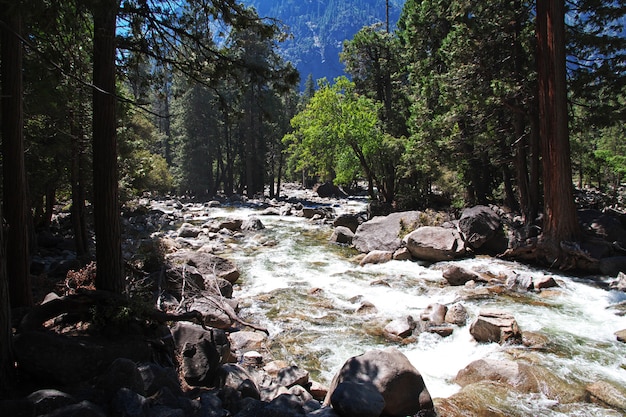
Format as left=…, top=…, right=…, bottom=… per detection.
left=180, top=338, right=222, bottom=387
left=219, top=364, right=261, bottom=400
left=505, top=273, right=535, bottom=291
left=403, top=226, right=466, bottom=262
left=579, top=209, right=626, bottom=246
left=455, top=358, right=581, bottom=402
left=171, top=321, right=230, bottom=365
left=177, top=223, right=203, bottom=238
left=329, top=226, right=354, bottom=245
left=168, top=251, right=240, bottom=283
left=332, top=214, right=362, bottom=233
left=469, top=309, right=522, bottom=344
left=359, top=250, right=393, bottom=266
left=445, top=303, right=468, bottom=326
left=302, top=207, right=332, bottom=219
left=586, top=380, right=626, bottom=411
left=228, top=331, right=267, bottom=354
left=533, top=275, right=559, bottom=290
left=275, top=365, right=310, bottom=389
left=329, top=381, right=385, bottom=417
left=323, top=347, right=435, bottom=417
left=455, top=358, right=537, bottom=391
left=420, top=303, right=447, bottom=325
left=442, top=265, right=483, bottom=286
left=315, top=182, right=348, bottom=198
left=241, top=216, right=265, bottom=231
left=353, top=211, right=422, bottom=253
left=600, top=256, right=626, bottom=277
left=458, top=205, right=507, bottom=253
left=392, top=247, right=412, bottom=261
left=384, top=316, right=417, bottom=339
left=615, top=329, right=626, bottom=343
left=610, top=271, right=626, bottom=292
left=27, top=389, right=77, bottom=416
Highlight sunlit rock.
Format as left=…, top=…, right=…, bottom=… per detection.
left=329, top=226, right=354, bottom=244
left=392, top=247, right=412, bottom=260
left=403, top=226, right=466, bottom=262
left=242, top=216, right=265, bottom=231
left=384, top=315, right=416, bottom=339
left=533, top=275, right=559, bottom=290
left=444, top=303, right=468, bottom=326
left=359, top=250, right=393, bottom=266
left=442, top=265, right=483, bottom=286
left=228, top=331, right=267, bottom=355
left=177, top=222, right=203, bottom=238
left=586, top=380, right=626, bottom=411
left=469, top=309, right=521, bottom=344
left=353, top=211, right=422, bottom=253
left=421, top=303, right=447, bottom=325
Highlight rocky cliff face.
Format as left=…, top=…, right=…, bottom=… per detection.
left=244, top=0, right=404, bottom=88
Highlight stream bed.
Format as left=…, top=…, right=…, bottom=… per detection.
left=161, top=195, right=626, bottom=416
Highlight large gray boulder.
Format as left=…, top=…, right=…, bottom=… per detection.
left=323, top=347, right=435, bottom=417
left=458, top=206, right=503, bottom=250
left=403, top=226, right=466, bottom=262
left=353, top=211, right=422, bottom=253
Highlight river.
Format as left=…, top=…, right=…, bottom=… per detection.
left=168, top=194, right=626, bottom=416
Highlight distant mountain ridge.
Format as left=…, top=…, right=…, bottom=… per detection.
left=243, top=0, right=405, bottom=88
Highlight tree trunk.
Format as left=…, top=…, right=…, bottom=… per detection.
left=70, top=109, right=89, bottom=259
left=536, top=0, right=580, bottom=247
left=0, top=205, right=15, bottom=395
left=1, top=4, right=32, bottom=308
left=92, top=0, right=123, bottom=293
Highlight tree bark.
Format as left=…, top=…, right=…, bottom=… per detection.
left=0, top=206, right=15, bottom=394
left=536, top=0, right=580, bottom=247
left=1, top=4, right=33, bottom=308
left=92, top=0, right=123, bottom=293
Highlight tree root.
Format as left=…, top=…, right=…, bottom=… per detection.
left=19, top=289, right=269, bottom=336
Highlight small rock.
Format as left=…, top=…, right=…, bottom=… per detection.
left=355, top=301, right=377, bottom=315
left=392, top=247, right=413, bottom=261
left=329, top=226, right=354, bottom=244
left=445, top=303, right=468, bottom=326
left=359, top=250, right=393, bottom=266
left=421, top=303, right=447, bottom=325
left=469, top=309, right=521, bottom=344
left=443, top=265, right=482, bottom=286
left=533, top=275, right=559, bottom=290
left=384, top=316, right=416, bottom=339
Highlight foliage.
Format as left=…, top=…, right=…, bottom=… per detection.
left=119, top=111, right=174, bottom=197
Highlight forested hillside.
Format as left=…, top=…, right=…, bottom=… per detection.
left=243, top=0, right=405, bottom=87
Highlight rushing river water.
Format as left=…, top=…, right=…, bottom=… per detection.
left=173, top=196, right=626, bottom=416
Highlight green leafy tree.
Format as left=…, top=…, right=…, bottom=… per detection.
left=285, top=77, right=402, bottom=204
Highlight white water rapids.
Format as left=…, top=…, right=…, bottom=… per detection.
left=170, top=196, right=626, bottom=416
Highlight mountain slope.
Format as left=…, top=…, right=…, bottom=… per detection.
left=244, top=0, right=405, bottom=88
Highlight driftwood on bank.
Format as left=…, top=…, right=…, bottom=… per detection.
left=19, top=289, right=268, bottom=335
left=501, top=237, right=600, bottom=273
